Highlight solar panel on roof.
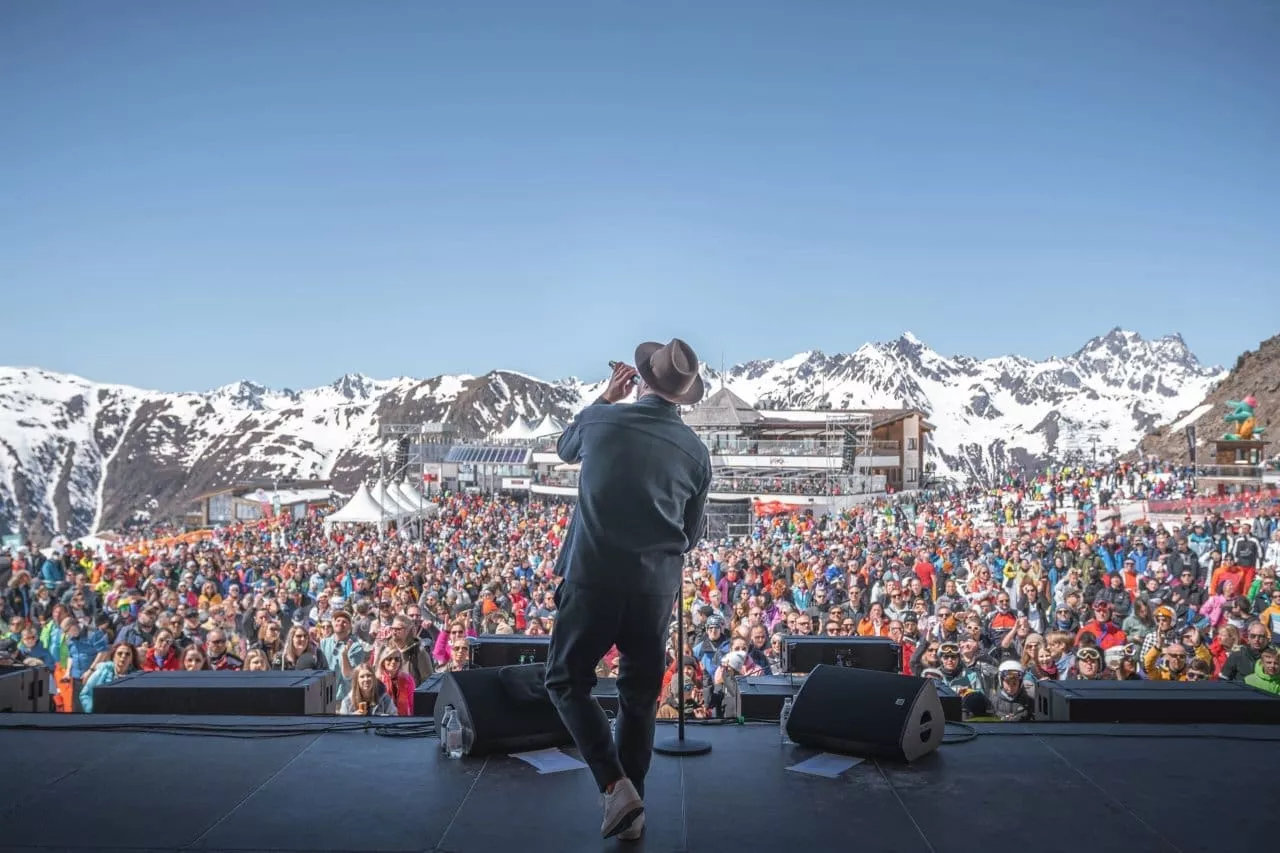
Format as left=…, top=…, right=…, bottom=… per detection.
left=445, top=445, right=533, bottom=465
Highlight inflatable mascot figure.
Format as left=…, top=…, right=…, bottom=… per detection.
left=1222, top=395, right=1265, bottom=441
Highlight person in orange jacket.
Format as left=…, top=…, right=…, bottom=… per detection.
left=1077, top=599, right=1128, bottom=651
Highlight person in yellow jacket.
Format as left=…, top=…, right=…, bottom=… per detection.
left=1143, top=642, right=1191, bottom=681
left=1245, top=648, right=1280, bottom=696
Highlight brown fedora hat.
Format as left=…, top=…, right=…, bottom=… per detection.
left=634, top=338, right=705, bottom=405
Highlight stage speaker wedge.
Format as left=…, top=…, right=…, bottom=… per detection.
left=786, top=664, right=944, bottom=762
left=433, top=663, right=573, bottom=756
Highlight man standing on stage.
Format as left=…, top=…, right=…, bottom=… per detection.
left=545, top=338, right=711, bottom=841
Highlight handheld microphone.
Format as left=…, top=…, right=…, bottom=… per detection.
left=608, top=361, right=640, bottom=384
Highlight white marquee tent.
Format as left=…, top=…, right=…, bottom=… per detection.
left=371, top=481, right=416, bottom=516
left=323, top=483, right=394, bottom=531
left=395, top=480, right=438, bottom=517
left=496, top=417, right=535, bottom=440
left=528, top=414, right=566, bottom=438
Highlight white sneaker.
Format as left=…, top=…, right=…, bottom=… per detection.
left=600, top=778, right=644, bottom=839
left=618, top=811, right=645, bottom=841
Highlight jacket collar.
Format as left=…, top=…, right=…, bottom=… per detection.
left=634, top=393, right=679, bottom=412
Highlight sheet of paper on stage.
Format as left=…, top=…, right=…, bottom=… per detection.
left=786, top=752, right=864, bottom=778
left=510, top=747, right=588, bottom=774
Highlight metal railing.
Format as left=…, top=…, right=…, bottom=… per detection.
left=699, top=437, right=900, bottom=457
left=533, top=473, right=579, bottom=488
left=710, top=474, right=887, bottom=496
left=1194, top=465, right=1268, bottom=479
left=532, top=471, right=889, bottom=495
left=704, top=437, right=839, bottom=456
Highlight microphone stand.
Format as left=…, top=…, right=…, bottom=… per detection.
left=654, top=600, right=711, bottom=757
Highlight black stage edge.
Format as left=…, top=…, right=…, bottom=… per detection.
left=2, top=715, right=1279, bottom=852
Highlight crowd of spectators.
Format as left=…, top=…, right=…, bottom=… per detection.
left=2, top=460, right=1278, bottom=722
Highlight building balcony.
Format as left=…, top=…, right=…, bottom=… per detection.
left=1194, top=465, right=1269, bottom=479
left=709, top=474, right=885, bottom=497
left=702, top=437, right=841, bottom=456
left=699, top=437, right=900, bottom=457
left=528, top=471, right=888, bottom=498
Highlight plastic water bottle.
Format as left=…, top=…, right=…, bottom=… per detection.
left=779, top=697, right=794, bottom=745
left=442, top=709, right=464, bottom=759
left=609, top=716, right=617, bottom=739
left=438, top=708, right=455, bottom=754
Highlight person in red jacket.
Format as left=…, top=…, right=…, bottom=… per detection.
left=1077, top=600, right=1128, bottom=651
left=141, top=630, right=181, bottom=671
left=374, top=645, right=415, bottom=716
left=890, top=618, right=916, bottom=676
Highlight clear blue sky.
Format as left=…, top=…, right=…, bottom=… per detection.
left=2, top=1, right=1276, bottom=392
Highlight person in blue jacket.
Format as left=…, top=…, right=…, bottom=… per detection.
left=80, top=643, right=141, bottom=713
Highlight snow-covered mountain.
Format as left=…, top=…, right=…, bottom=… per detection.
left=0, top=328, right=1223, bottom=541
left=722, top=328, right=1223, bottom=482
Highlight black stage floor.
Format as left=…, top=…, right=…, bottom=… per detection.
left=1, top=714, right=1277, bottom=853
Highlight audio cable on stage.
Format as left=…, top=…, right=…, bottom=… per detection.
left=0, top=719, right=437, bottom=739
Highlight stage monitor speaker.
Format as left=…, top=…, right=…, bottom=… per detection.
left=592, top=676, right=620, bottom=716
left=786, top=664, right=944, bottom=762
left=0, top=664, right=49, bottom=712
left=738, top=674, right=802, bottom=721
left=1035, top=678, right=1280, bottom=724
left=93, top=670, right=336, bottom=715
left=434, top=663, right=573, bottom=756
left=739, top=674, right=960, bottom=724
left=783, top=636, right=901, bottom=675
left=470, top=634, right=550, bottom=669
left=934, top=680, right=962, bottom=723
left=415, top=671, right=619, bottom=719
left=414, top=672, right=446, bottom=717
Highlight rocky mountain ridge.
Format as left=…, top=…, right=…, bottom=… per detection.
left=0, top=328, right=1225, bottom=541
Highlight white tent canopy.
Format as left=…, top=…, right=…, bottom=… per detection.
left=396, top=481, right=442, bottom=514
left=394, top=480, right=422, bottom=507
left=395, top=480, right=438, bottom=516
left=324, top=483, right=394, bottom=530
left=496, top=416, right=535, bottom=440
left=370, top=481, right=415, bottom=516
left=528, top=414, right=566, bottom=438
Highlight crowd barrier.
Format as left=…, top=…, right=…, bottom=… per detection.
left=1146, top=489, right=1279, bottom=516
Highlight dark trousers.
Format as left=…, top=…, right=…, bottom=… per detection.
left=545, top=580, right=675, bottom=796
